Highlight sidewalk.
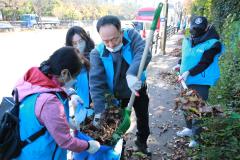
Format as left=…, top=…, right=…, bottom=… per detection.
left=124, top=33, right=187, bottom=159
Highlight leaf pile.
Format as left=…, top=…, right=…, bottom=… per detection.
left=169, top=138, right=189, bottom=160
left=168, top=48, right=181, bottom=57
left=80, top=106, right=122, bottom=145
left=175, top=89, right=223, bottom=119
left=123, top=147, right=151, bottom=160
left=159, top=72, right=178, bottom=85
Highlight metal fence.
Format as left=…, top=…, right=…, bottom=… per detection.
left=166, top=26, right=177, bottom=40
left=151, top=26, right=177, bottom=54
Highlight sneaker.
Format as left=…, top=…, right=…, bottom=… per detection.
left=176, top=127, right=193, bottom=137
left=188, top=140, right=198, bottom=148
left=134, top=139, right=152, bottom=157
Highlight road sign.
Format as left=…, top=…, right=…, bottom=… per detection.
left=160, top=17, right=165, bottom=22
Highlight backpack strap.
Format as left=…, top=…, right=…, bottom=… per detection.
left=10, top=89, right=20, bottom=118
left=21, top=127, right=47, bottom=148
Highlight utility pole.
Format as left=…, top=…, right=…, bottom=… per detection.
left=161, top=0, right=168, bottom=55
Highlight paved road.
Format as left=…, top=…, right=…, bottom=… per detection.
left=0, top=29, right=67, bottom=98
left=0, top=28, right=101, bottom=99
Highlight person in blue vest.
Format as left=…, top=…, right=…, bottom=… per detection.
left=15, top=47, right=100, bottom=160
left=65, top=26, right=95, bottom=125
left=177, top=21, right=181, bottom=32
left=173, top=16, right=223, bottom=147
left=89, top=15, right=152, bottom=156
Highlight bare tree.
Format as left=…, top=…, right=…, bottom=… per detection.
left=32, top=0, right=45, bottom=28
left=174, top=1, right=183, bottom=24
left=32, top=0, right=56, bottom=28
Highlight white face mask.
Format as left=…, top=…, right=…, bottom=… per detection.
left=61, top=70, right=76, bottom=89
left=64, top=79, right=76, bottom=89
left=77, top=40, right=86, bottom=53
left=106, top=43, right=123, bottom=53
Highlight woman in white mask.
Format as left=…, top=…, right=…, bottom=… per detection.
left=66, top=26, right=95, bottom=58
left=65, top=26, right=95, bottom=127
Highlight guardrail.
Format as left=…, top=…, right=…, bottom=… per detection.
left=166, top=26, right=176, bottom=40
left=151, top=26, right=177, bottom=54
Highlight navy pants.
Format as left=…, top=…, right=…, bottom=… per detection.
left=185, top=85, right=210, bottom=136
left=120, top=85, right=150, bottom=144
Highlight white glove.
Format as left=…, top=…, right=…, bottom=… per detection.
left=68, top=116, right=80, bottom=130
left=126, top=74, right=142, bottom=96
left=93, top=113, right=101, bottom=128
left=87, top=140, right=101, bottom=154
left=172, top=64, right=180, bottom=72
left=178, top=71, right=190, bottom=82
left=69, top=94, right=84, bottom=108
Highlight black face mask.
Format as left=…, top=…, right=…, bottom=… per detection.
left=190, top=27, right=206, bottom=38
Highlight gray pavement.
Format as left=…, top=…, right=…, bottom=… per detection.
left=0, top=27, right=102, bottom=99
left=0, top=29, right=68, bottom=99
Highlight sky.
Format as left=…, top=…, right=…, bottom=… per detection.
left=136, top=0, right=184, bottom=7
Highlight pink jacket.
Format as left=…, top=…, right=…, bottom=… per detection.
left=15, top=67, right=88, bottom=152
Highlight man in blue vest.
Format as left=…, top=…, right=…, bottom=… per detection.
left=89, top=15, right=152, bottom=156
left=174, top=16, right=223, bottom=147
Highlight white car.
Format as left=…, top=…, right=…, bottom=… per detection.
left=0, top=21, right=14, bottom=32
left=121, top=20, right=134, bottom=29
left=68, top=21, right=85, bottom=28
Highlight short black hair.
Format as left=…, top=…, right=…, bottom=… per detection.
left=40, top=46, right=90, bottom=77
left=65, top=26, right=95, bottom=53
left=96, top=15, right=121, bottom=32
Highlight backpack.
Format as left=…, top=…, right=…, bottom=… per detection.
left=0, top=89, right=47, bottom=160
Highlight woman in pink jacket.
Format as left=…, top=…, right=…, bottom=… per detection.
left=16, top=47, right=100, bottom=160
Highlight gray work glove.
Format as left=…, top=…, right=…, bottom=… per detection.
left=126, top=74, right=142, bottom=96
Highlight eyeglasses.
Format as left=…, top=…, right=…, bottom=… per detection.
left=72, top=39, right=84, bottom=47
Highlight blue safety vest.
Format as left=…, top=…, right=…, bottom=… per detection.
left=75, top=68, right=89, bottom=109
left=96, top=30, right=146, bottom=92
left=74, top=68, right=93, bottom=119
left=17, top=92, right=69, bottom=160
left=180, top=38, right=224, bottom=86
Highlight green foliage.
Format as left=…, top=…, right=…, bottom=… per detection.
left=191, top=0, right=240, bottom=32
left=191, top=114, right=240, bottom=159
left=191, top=0, right=213, bottom=21
left=184, top=28, right=190, bottom=36
left=190, top=0, right=240, bottom=159
left=17, top=1, right=35, bottom=15
left=209, top=20, right=240, bottom=108
left=1, top=0, right=138, bottom=21
left=211, top=0, right=240, bottom=32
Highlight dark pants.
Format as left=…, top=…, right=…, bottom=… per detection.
left=185, top=85, right=210, bottom=136
left=120, top=85, right=150, bottom=144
